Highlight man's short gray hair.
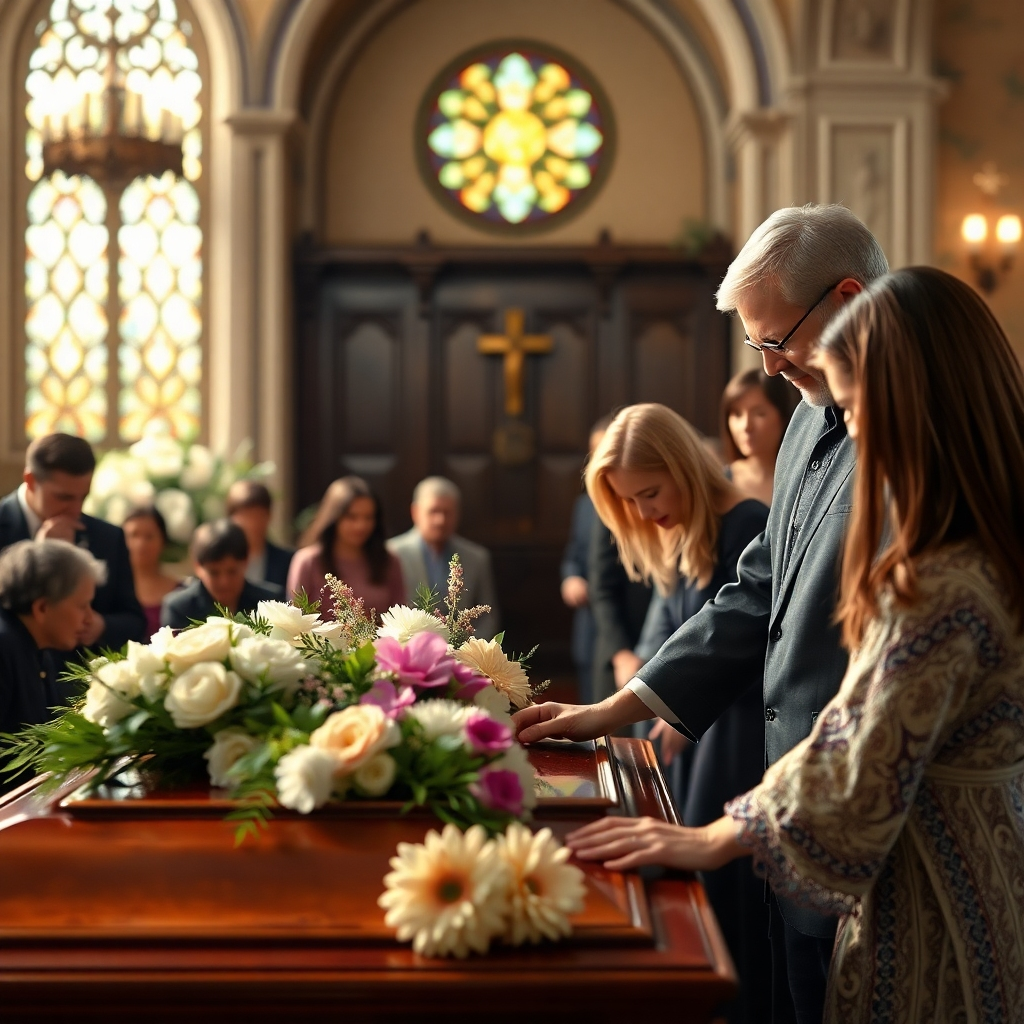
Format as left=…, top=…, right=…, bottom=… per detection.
left=412, top=476, right=461, bottom=507
left=0, top=540, right=106, bottom=615
left=717, top=204, right=890, bottom=313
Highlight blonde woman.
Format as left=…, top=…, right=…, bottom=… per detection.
left=586, top=403, right=771, bottom=1024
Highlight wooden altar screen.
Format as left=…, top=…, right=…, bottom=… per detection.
left=0, top=738, right=735, bottom=1022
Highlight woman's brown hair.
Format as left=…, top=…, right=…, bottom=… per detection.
left=819, top=266, right=1024, bottom=648
left=585, top=404, right=731, bottom=594
left=298, top=476, right=390, bottom=585
left=719, top=368, right=799, bottom=463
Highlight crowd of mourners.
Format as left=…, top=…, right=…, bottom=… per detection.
left=2, top=204, right=1024, bottom=1024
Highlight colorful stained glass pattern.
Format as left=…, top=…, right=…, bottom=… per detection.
left=24, top=0, right=203, bottom=444
left=422, top=48, right=609, bottom=227
left=25, top=173, right=109, bottom=441
left=118, top=172, right=201, bottom=441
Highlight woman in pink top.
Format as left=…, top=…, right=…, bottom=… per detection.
left=287, top=476, right=405, bottom=619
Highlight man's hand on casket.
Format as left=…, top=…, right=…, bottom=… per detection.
left=564, top=815, right=747, bottom=873
left=513, top=688, right=653, bottom=744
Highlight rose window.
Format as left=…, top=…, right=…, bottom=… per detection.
left=419, top=45, right=613, bottom=229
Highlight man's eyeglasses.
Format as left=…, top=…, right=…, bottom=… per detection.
left=743, top=283, right=839, bottom=354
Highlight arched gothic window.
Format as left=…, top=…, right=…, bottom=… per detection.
left=23, top=0, right=204, bottom=444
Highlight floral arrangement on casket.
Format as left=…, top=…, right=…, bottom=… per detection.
left=2, top=559, right=549, bottom=843
left=82, top=422, right=273, bottom=561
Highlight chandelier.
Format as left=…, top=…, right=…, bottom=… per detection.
left=41, top=0, right=183, bottom=187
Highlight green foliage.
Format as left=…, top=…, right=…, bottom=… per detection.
left=291, top=588, right=321, bottom=616
left=413, top=581, right=440, bottom=614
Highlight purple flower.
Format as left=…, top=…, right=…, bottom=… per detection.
left=471, top=767, right=524, bottom=816
left=360, top=679, right=416, bottom=719
left=373, top=632, right=456, bottom=691
left=464, top=712, right=513, bottom=755
left=451, top=661, right=491, bottom=701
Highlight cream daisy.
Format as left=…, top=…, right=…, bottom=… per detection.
left=378, top=824, right=509, bottom=958
left=496, top=823, right=587, bottom=945
left=454, top=638, right=532, bottom=710
left=377, top=606, right=449, bottom=644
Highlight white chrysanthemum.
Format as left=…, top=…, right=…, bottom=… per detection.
left=492, top=743, right=538, bottom=810
left=496, top=823, right=587, bottom=945
left=378, top=824, right=510, bottom=958
left=377, top=606, right=449, bottom=644
left=256, top=600, right=321, bottom=643
left=274, top=745, right=335, bottom=813
left=454, top=638, right=532, bottom=709
left=407, top=699, right=473, bottom=741
left=204, top=728, right=259, bottom=788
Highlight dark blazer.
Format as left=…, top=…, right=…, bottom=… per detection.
left=588, top=519, right=652, bottom=704
left=263, top=541, right=295, bottom=594
left=0, top=491, right=146, bottom=653
left=161, top=578, right=283, bottom=630
left=560, top=493, right=598, bottom=680
left=0, top=609, right=63, bottom=794
left=636, top=402, right=856, bottom=938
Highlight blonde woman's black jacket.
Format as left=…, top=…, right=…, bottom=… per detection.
left=634, top=401, right=856, bottom=938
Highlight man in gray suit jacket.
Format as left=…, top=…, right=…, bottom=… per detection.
left=387, top=477, right=500, bottom=642
left=515, top=205, right=889, bottom=1024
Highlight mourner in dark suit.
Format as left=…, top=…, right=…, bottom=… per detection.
left=515, top=205, right=890, bottom=1024
left=161, top=519, right=281, bottom=629
left=227, top=480, right=295, bottom=594
left=0, top=540, right=107, bottom=793
left=0, top=434, right=146, bottom=662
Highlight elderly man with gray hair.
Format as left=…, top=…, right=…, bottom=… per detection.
left=514, top=205, right=889, bottom=1024
left=0, top=540, right=107, bottom=793
left=388, top=477, right=500, bottom=642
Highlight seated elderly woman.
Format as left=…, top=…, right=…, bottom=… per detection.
left=0, top=539, right=106, bottom=793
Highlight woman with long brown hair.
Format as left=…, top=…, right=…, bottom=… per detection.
left=587, top=403, right=772, bottom=1024
left=560, top=267, right=1024, bottom=1022
left=287, top=476, right=405, bottom=617
left=720, top=368, right=798, bottom=504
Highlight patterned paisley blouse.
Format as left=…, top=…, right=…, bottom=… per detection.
left=727, top=540, right=1024, bottom=1023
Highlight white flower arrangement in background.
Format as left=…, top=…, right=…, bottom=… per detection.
left=82, top=422, right=274, bottom=560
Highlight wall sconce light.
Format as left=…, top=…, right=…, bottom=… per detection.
left=961, top=212, right=1021, bottom=293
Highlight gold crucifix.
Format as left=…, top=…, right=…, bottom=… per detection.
left=477, top=308, right=554, bottom=417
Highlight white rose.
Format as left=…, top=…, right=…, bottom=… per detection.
left=81, top=659, right=141, bottom=726
left=164, top=662, right=242, bottom=728
left=148, top=625, right=176, bottom=658
left=274, top=745, right=336, bottom=813
left=130, top=429, right=185, bottom=480
left=204, top=617, right=256, bottom=642
left=165, top=621, right=234, bottom=672
left=204, top=728, right=259, bottom=788
left=256, top=600, right=321, bottom=642
left=352, top=752, right=397, bottom=797
left=180, top=444, right=215, bottom=490
left=124, top=639, right=169, bottom=702
left=155, top=488, right=196, bottom=544
left=474, top=684, right=512, bottom=720
left=377, top=606, right=449, bottom=644
left=229, top=636, right=309, bottom=690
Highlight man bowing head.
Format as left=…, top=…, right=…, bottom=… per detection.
left=0, top=433, right=145, bottom=652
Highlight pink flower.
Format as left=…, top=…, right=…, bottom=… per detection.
left=360, top=679, right=416, bottom=719
left=464, top=712, right=513, bottom=755
left=471, top=767, right=524, bottom=816
left=373, top=632, right=456, bottom=691
left=451, top=661, right=491, bottom=701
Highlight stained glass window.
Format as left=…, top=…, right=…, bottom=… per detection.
left=419, top=45, right=613, bottom=229
left=24, top=0, right=203, bottom=444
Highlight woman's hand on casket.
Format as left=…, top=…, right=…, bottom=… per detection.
left=564, top=815, right=747, bottom=873
left=513, top=689, right=653, bottom=744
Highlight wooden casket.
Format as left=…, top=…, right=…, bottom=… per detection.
left=0, top=737, right=735, bottom=1022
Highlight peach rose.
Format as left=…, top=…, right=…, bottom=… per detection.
left=309, top=704, right=400, bottom=777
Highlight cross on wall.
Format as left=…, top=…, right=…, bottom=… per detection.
left=477, top=308, right=554, bottom=418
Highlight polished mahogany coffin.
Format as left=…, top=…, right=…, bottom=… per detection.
left=0, top=737, right=735, bottom=1022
